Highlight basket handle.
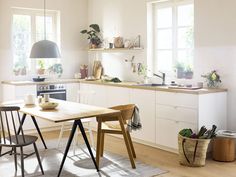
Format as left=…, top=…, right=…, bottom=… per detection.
left=182, top=139, right=199, bottom=164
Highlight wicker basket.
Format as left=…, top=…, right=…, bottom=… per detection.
left=178, top=134, right=211, bottom=167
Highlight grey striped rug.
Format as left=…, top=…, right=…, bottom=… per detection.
left=0, top=139, right=168, bottom=177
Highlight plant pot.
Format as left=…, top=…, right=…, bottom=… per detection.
left=90, top=43, right=98, bottom=49
left=37, top=69, right=45, bottom=75
left=177, top=68, right=185, bottom=79
left=185, top=71, right=193, bottom=79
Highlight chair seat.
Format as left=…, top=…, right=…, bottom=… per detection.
left=0, top=135, right=38, bottom=147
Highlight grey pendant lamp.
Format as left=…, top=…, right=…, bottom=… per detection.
left=30, top=0, right=61, bottom=58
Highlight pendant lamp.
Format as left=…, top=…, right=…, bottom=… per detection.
left=30, top=0, right=61, bottom=58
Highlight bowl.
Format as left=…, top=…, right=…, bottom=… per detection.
left=33, top=77, right=45, bottom=82
left=39, top=102, right=58, bottom=110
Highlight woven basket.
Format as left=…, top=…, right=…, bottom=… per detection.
left=178, top=134, right=211, bottom=167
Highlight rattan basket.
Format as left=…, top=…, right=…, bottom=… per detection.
left=178, top=134, right=211, bottom=167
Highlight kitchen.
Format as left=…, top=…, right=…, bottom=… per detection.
left=0, top=0, right=235, bottom=177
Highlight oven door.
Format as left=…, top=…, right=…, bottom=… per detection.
left=37, top=90, right=67, bottom=100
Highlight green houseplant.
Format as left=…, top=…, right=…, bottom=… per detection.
left=202, top=70, right=221, bottom=88
left=37, top=60, right=45, bottom=75
left=81, top=24, right=102, bottom=48
left=185, top=65, right=193, bottom=79
left=175, top=62, right=185, bottom=79
left=48, top=63, right=63, bottom=78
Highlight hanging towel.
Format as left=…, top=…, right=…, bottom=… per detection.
left=128, top=106, right=142, bottom=132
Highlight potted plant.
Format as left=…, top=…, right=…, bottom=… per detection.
left=37, top=60, right=45, bottom=75
left=184, top=65, right=193, bottom=79
left=48, top=63, right=63, bottom=78
left=137, top=63, right=148, bottom=83
left=175, top=62, right=185, bottom=79
left=80, top=24, right=102, bottom=48
left=202, top=70, right=221, bottom=88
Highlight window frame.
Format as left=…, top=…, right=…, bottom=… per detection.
left=11, top=7, right=60, bottom=76
left=147, top=0, right=194, bottom=78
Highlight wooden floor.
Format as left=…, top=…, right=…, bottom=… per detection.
left=41, top=130, right=236, bottom=177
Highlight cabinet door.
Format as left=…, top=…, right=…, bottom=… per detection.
left=66, top=83, right=80, bottom=102
left=130, top=89, right=156, bottom=143
left=80, top=83, right=108, bottom=107
left=107, top=86, right=130, bottom=107
left=156, top=118, right=197, bottom=149
left=156, top=118, right=177, bottom=149
left=15, top=85, right=37, bottom=99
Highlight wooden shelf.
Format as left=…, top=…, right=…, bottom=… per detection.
left=88, top=47, right=144, bottom=52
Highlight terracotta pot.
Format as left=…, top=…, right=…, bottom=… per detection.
left=37, top=69, right=45, bottom=75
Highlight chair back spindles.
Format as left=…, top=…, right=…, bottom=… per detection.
left=11, top=111, right=19, bottom=144
left=17, top=111, right=26, bottom=143
left=5, top=111, right=12, bottom=144
left=0, top=106, right=25, bottom=145
left=0, top=112, right=6, bottom=144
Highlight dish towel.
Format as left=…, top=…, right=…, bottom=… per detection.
left=128, top=106, right=142, bottom=132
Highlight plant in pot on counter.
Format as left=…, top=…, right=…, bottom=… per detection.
left=80, top=24, right=102, bottom=48
left=175, top=62, right=185, bottom=79
left=37, top=60, right=45, bottom=75
left=201, top=70, right=221, bottom=88
left=184, top=65, right=194, bottom=79
left=48, top=63, right=63, bottom=78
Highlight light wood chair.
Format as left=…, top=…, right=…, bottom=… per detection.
left=96, top=104, right=136, bottom=169
left=57, top=90, right=95, bottom=153
left=0, top=106, right=44, bottom=177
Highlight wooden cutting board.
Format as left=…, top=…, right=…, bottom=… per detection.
left=92, top=60, right=103, bottom=79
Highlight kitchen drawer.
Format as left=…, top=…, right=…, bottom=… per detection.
left=156, top=104, right=197, bottom=124
left=156, top=91, right=198, bottom=108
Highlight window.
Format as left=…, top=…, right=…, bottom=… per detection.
left=148, top=0, right=194, bottom=79
left=12, top=8, right=60, bottom=76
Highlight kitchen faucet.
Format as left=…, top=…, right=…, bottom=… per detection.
left=153, top=71, right=166, bottom=85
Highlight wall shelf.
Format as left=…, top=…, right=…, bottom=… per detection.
left=88, top=47, right=144, bottom=52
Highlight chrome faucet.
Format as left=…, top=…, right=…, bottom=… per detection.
left=153, top=72, right=166, bottom=85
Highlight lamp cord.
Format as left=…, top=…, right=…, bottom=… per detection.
left=44, top=0, right=46, bottom=40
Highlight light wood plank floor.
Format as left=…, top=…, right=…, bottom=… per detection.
left=41, top=130, right=236, bottom=177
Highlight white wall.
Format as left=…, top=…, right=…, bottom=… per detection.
left=194, top=0, right=236, bottom=130
left=88, top=0, right=147, bottom=82
left=0, top=0, right=88, bottom=99
left=88, top=0, right=236, bottom=130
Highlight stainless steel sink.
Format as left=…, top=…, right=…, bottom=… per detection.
left=135, top=83, right=167, bottom=87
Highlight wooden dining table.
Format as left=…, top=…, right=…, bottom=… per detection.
left=1, top=99, right=120, bottom=177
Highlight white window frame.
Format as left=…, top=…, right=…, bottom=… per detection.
left=147, top=0, right=194, bottom=78
left=11, top=7, right=60, bottom=76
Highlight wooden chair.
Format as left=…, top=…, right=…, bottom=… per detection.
left=57, top=90, right=95, bottom=153
left=0, top=106, right=44, bottom=177
left=96, top=104, right=136, bottom=169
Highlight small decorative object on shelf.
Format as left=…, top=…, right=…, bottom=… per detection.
left=178, top=125, right=217, bottom=167
left=80, top=24, right=102, bottom=49
left=201, top=70, right=221, bottom=88
left=114, top=37, right=124, bottom=48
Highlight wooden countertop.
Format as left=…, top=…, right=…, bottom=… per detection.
left=1, top=79, right=227, bottom=95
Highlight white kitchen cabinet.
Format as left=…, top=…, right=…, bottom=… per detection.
left=2, top=84, right=36, bottom=101
left=107, top=87, right=130, bottom=107
left=79, top=83, right=108, bottom=107
left=66, top=83, right=80, bottom=102
left=130, top=89, right=156, bottom=144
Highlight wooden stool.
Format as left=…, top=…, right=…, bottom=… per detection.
left=212, top=137, right=235, bottom=162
